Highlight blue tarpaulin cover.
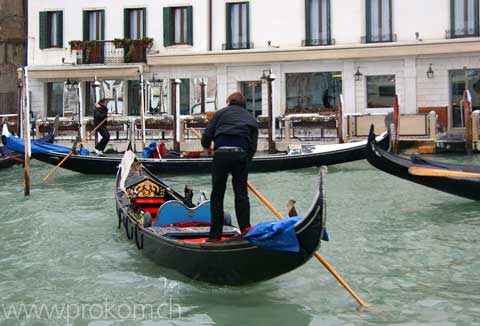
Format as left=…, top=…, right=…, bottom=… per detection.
left=142, top=142, right=157, bottom=158
left=244, top=216, right=302, bottom=253
left=6, top=136, right=89, bottom=155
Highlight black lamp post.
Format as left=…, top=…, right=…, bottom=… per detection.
left=65, top=79, right=81, bottom=140
left=261, top=69, right=276, bottom=153
left=149, top=74, right=164, bottom=113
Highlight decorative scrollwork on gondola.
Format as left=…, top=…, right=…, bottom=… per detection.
left=130, top=180, right=165, bottom=198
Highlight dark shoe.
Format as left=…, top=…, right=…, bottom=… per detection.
left=204, top=238, right=221, bottom=243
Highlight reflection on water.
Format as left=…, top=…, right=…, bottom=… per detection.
left=0, top=158, right=480, bottom=325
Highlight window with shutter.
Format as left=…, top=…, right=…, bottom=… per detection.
left=163, top=7, right=172, bottom=46
left=365, top=0, right=393, bottom=43
left=40, top=11, right=63, bottom=49
left=305, top=0, right=331, bottom=46
left=125, top=8, right=146, bottom=39
left=226, top=2, right=250, bottom=50
left=83, top=10, right=105, bottom=64
left=39, top=11, right=48, bottom=49
left=164, top=6, right=193, bottom=47
left=451, top=0, right=479, bottom=38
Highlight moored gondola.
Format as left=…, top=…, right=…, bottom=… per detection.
left=0, top=132, right=55, bottom=170
left=34, top=131, right=389, bottom=175
left=115, top=151, right=326, bottom=285
left=366, top=125, right=480, bottom=200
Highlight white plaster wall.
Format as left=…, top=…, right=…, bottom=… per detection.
left=28, top=0, right=209, bottom=66
left=393, top=0, right=450, bottom=42
left=417, top=54, right=480, bottom=109
left=27, top=0, right=478, bottom=120
left=29, top=0, right=455, bottom=66
left=331, top=0, right=364, bottom=45
left=354, top=59, right=405, bottom=114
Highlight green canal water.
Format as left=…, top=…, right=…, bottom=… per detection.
left=1, top=156, right=480, bottom=325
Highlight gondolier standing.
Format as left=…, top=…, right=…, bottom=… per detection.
left=94, top=99, right=110, bottom=155
left=201, top=92, right=259, bottom=241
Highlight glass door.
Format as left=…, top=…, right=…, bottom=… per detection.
left=450, top=69, right=480, bottom=128
left=240, top=81, right=262, bottom=117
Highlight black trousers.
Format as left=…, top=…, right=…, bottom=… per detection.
left=209, top=149, right=251, bottom=239
left=95, top=124, right=110, bottom=152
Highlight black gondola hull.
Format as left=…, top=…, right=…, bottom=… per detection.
left=35, top=132, right=389, bottom=175
left=0, top=133, right=54, bottom=170
left=115, top=153, right=325, bottom=285
left=366, top=126, right=480, bottom=201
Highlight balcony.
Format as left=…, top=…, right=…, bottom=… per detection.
left=302, top=38, right=336, bottom=47
left=361, top=33, right=397, bottom=44
left=446, top=28, right=480, bottom=39
left=70, top=39, right=152, bottom=65
left=222, top=42, right=254, bottom=50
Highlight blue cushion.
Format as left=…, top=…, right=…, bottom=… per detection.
left=155, top=200, right=211, bottom=226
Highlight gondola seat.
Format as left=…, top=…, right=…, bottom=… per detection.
left=155, top=200, right=211, bottom=226
left=133, top=197, right=166, bottom=216
left=148, top=225, right=240, bottom=239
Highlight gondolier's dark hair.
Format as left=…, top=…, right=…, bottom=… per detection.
left=227, top=92, right=247, bottom=107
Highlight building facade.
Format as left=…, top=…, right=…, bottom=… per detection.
left=0, top=0, right=26, bottom=115
left=27, top=0, right=480, bottom=132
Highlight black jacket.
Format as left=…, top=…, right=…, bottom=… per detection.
left=201, top=104, right=259, bottom=158
left=93, top=103, right=108, bottom=126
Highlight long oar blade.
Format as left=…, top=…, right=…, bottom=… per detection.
left=247, top=181, right=368, bottom=308
left=43, top=117, right=108, bottom=181
left=408, top=166, right=480, bottom=179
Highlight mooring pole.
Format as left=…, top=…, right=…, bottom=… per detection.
left=200, top=79, right=206, bottom=114
left=172, top=79, right=181, bottom=152
left=23, top=67, right=31, bottom=196
left=140, top=74, right=146, bottom=150
left=337, top=95, right=344, bottom=144
left=266, top=72, right=276, bottom=153
left=393, top=95, right=400, bottom=154
left=464, top=90, right=473, bottom=155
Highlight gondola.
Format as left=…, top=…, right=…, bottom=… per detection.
left=33, top=131, right=389, bottom=175
left=115, top=151, right=326, bottom=285
left=0, top=133, right=55, bottom=170
left=366, top=125, right=480, bottom=200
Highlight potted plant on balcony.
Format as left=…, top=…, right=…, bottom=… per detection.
left=69, top=40, right=84, bottom=51
left=113, top=38, right=125, bottom=49
left=138, top=37, right=153, bottom=49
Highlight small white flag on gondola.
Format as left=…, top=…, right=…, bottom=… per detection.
left=2, top=123, right=11, bottom=138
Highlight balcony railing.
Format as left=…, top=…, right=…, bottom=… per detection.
left=222, top=42, right=254, bottom=50
left=446, top=28, right=480, bottom=39
left=361, top=33, right=397, bottom=44
left=302, top=38, right=336, bottom=47
left=74, top=40, right=148, bottom=65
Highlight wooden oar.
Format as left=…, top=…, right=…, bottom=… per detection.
left=247, top=182, right=367, bottom=308
left=409, top=166, right=480, bottom=179
left=43, top=117, right=108, bottom=181
left=5, top=155, right=24, bottom=164
left=189, top=127, right=368, bottom=307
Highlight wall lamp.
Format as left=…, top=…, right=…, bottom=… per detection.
left=354, top=67, right=363, bottom=82
left=427, top=64, right=434, bottom=79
